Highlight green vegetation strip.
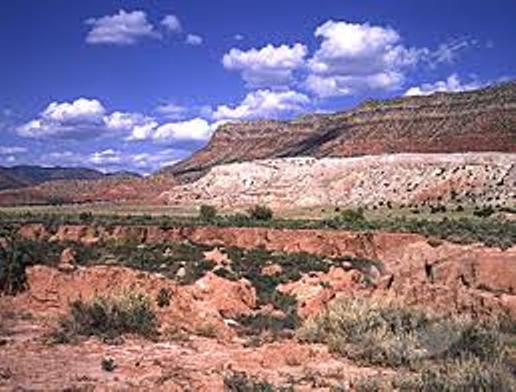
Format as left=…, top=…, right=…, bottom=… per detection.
left=1, top=206, right=515, bottom=248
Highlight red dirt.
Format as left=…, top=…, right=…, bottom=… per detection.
left=1, top=223, right=514, bottom=389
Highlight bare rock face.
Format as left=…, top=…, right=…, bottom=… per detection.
left=58, top=248, right=77, bottom=272
left=162, top=82, right=516, bottom=182
left=162, top=153, right=515, bottom=210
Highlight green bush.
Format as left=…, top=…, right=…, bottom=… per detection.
left=338, top=208, right=366, bottom=223
left=0, top=231, right=38, bottom=295
left=199, top=205, right=217, bottom=222
left=0, top=244, right=28, bottom=295
left=248, top=205, right=273, bottom=221
left=56, top=291, right=158, bottom=341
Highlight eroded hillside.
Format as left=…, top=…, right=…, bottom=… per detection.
left=0, top=221, right=514, bottom=389
left=162, top=153, right=515, bottom=211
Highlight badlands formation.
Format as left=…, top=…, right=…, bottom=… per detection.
left=163, top=153, right=515, bottom=210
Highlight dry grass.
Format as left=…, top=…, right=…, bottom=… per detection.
left=298, top=297, right=514, bottom=390
left=53, top=291, right=158, bottom=342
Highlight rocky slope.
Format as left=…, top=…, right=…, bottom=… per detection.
left=162, top=82, right=516, bottom=182
left=162, top=153, right=515, bottom=210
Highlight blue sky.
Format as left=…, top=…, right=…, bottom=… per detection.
left=0, top=0, right=514, bottom=174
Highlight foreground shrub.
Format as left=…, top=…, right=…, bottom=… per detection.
left=56, top=291, right=158, bottom=341
left=248, top=205, right=273, bottom=221
left=298, top=297, right=505, bottom=369
left=0, top=242, right=28, bottom=295
left=101, top=357, right=116, bottom=372
left=418, top=357, right=515, bottom=391
left=224, top=371, right=274, bottom=391
left=354, top=358, right=515, bottom=392
left=199, top=204, right=217, bottom=222
left=0, top=229, right=38, bottom=295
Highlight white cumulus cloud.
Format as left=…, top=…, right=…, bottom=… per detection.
left=185, top=34, right=203, bottom=46
left=17, top=98, right=107, bottom=138
left=0, top=146, right=27, bottom=155
left=223, top=43, right=307, bottom=88
left=305, top=21, right=422, bottom=97
left=85, top=10, right=159, bottom=45
left=161, top=15, right=182, bottom=33
left=153, top=118, right=213, bottom=141
left=404, top=74, right=485, bottom=96
left=212, top=89, right=310, bottom=120
left=155, top=103, right=189, bottom=120
left=89, top=149, right=122, bottom=165
left=42, top=98, right=105, bottom=122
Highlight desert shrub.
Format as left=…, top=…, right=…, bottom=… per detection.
left=156, top=288, right=171, bottom=308
left=194, top=321, right=218, bottom=338
left=224, top=371, right=274, bottom=391
left=101, top=357, right=116, bottom=372
left=417, top=357, right=515, bottom=391
left=353, top=359, right=515, bottom=392
left=298, top=297, right=506, bottom=369
left=104, top=241, right=214, bottom=284
left=248, top=205, right=273, bottom=221
left=323, top=208, right=373, bottom=230
left=220, top=213, right=252, bottom=227
left=0, top=242, right=29, bottom=295
left=340, top=208, right=366, bottom=223
left=78, top=212, right=93, bottom=223
left=474, top=205, right=495, bottom=218
left=0, top=230, right=42, bottom=295
left=56, top=291, right=158, bottom=341
left=199, top=204, right=217, bottom=222
left=237, top=313, right=298, bottom=336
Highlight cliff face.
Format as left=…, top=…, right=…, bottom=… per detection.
left=162, top=82, right=516, bottom=182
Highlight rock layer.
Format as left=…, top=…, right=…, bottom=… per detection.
left=162, top=82, right=516, bottom=182
left=162, top=153, right=515, bottom=210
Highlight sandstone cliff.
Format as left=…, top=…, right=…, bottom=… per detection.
left=162, top=82, right=516, bottom=182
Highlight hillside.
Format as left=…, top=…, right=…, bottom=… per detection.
left=0, top=173, right=177, bottom=206
left=162, top=153, right=515, bottom=211
left=0, top=165, right=106, bottom=191
left=161, top=82, right=516, bottom=182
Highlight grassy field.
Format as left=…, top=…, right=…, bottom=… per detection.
left=1, top=201, right=512, bottom=221
left=1, top=202, right=515, bottom=249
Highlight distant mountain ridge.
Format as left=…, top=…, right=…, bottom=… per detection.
left=0, top=165, right=141, bottom=191
left=160, top=81, right=516, bottom=183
